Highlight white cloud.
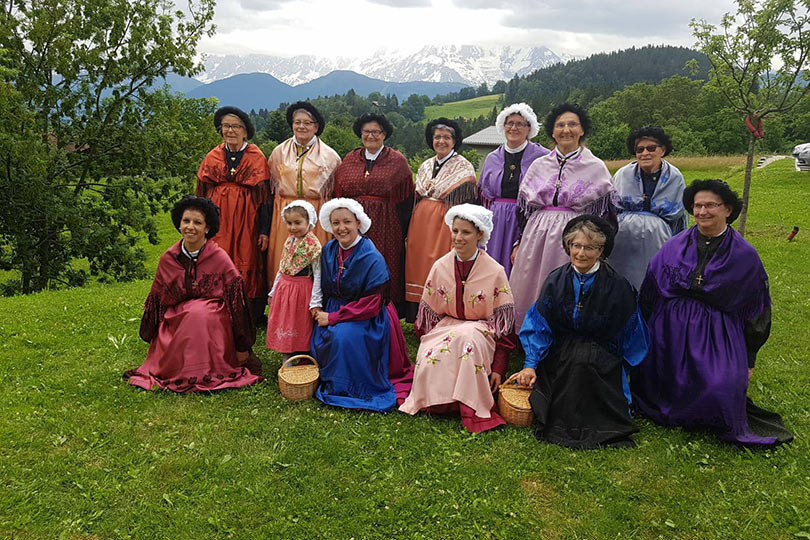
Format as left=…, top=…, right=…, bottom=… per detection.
left=197, top=0, right=736, bottom=59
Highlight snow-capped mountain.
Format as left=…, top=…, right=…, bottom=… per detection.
left=200, top=45, right=569, bottom=87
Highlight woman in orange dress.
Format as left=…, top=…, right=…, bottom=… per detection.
left=267, top=101, right=341, bottom=278
left=404, top=118, right=477, bottom=321
left=196, top=106, right=271, bottom=322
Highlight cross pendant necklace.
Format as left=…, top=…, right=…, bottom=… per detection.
left=696, top=274, right=704, bottom=286
left=338, top=250, right=346, bottom=272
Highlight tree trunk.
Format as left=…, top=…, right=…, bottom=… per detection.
left=738, top=133, right=756, bottom=237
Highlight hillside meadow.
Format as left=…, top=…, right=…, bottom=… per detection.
left=424, top=94, right=503, bottom=121
left=1, top=157, right=808, bottom=539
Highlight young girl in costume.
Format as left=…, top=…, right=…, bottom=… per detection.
left=266, top=200, right=322, bottom=361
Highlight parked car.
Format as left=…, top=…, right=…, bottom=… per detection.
left=793, top=143, right=810, bottom=171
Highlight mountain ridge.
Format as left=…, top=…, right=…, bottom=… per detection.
left=199, top=45, right=570, bottom=86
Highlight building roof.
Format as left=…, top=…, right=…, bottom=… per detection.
left=462, top=125, right=502, bottom=146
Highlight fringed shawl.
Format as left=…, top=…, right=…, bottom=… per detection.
left=278, top=231, right=322, bottom=276
left=417, top=249, right=514, bottom=339
left=613, top=160, right=687, bottom=233
left=139, top=241, right=248, bottom=343
left=479, top=142, right=549, bottom=202
left=641, top=226, right=771, bottom=322
left=268, top=137, right=342, bottom=200
left=414, top=153, right=476, bottom=203
left=518, top=147, right=613, bottom=215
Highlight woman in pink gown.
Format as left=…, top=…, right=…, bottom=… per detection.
left=124, top=196, right=263, bottom=392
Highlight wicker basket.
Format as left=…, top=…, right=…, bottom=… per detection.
left=277, top=354, right=319, bottom=401
left=498, top=374, right=534, bottom=427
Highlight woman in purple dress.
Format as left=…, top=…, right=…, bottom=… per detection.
left=632, top=179, right=792, bottom=446
left=478, top=103, right=549, bottom=277
left=509, top=103, right=615, bottom=327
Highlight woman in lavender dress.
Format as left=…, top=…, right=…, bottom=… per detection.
left=509, top=103, right=615, bottom=327
left=478, top=103, right=548, bottom=277
left=632, top=179, right=792, bottom=446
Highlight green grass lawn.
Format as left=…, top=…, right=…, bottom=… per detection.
left=1, top=157, right=809, bottom=539
left=424, top=95, right=503, bottom=121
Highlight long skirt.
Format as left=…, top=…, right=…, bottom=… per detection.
left=268, top=195, right=329, bottom=278
left=266, top=274, right=314, bottom=353
left=400, top=317, right=504, bottom=432
left=485, top=198, right=519, bottom=278
left=632, top=296, right=792, bottom=446
left=125, top=298, right=263, bottom=392
left=608, top=212, right=671, bottom=290
left=530, top=336, right=637, bottom=448
left=207, top=182, right=265, bottom=299
left=385, top=303, right=415, bottom=403
left=405, top=198, right=452, bottom=306
left=510, top=207, right=576, bottom=327
left=312, top=298, right=397, bottom=411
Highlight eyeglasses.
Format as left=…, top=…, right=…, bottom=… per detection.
left=693, top=202, right=725, bottom=210
left=433, top=134, right=454, bottom=141
left=362, top=129, right=383, bottom=137
left=554, top=121, right=581, bottom=130
left=505, top=121, right=529, bottom=129
left=221, top=123, right=244, bottom=132
left=293, top=120, right=317, bottom=127
left=635, top=144, right=660, bottom=154
left=569, top=242, right=602, bottom=253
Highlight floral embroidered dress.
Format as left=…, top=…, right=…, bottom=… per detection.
left=266, top=231, right=321, bottom=353
left=400, top=249, right=515, bottom=432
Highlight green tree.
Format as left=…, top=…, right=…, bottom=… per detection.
left=0, top=0, right=217, bottom=293
left=321, top=124, right=359, bottom=160
left=692, top=0, right=810, bottom=235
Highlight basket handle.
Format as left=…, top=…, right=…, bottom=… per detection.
left=500, top=372, right=533, bottom=391
left=280, top=354, right=317, bottom=371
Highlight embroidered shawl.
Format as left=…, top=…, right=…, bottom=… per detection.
left=268, top=137, right=342, bottom=200
left=414, top=153, right=476, bottom=202
left=518, top=147, right=613, bottom=214
left=613, top=160, right=687, bottom=233
left=417, top=249, right=514, bottom=339
left=278, top=231, right=322, bottom=276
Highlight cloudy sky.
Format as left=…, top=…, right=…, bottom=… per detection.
left=201, top=0, right=737, bottom=58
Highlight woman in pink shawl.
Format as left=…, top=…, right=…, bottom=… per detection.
left=510, top=103, right=616, bottom=327
left=400, top=204, right=516, bottom=432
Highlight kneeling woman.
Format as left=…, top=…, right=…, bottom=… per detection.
left=400, top=204, right=516, bottom=432
left=124, top=196, right=263, bottom=392
left=514, top=216, right=649, bottom=448
left=311, top=198, right=413, bottom=411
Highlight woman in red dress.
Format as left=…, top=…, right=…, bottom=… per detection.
left=334, top=113, right=414, bottom=314
left=124, top=196, right=263, bottom=392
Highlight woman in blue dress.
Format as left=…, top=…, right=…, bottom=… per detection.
left=310, top=198, right=413, bottom=411
left=609, top=126, right=686, bottom=290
